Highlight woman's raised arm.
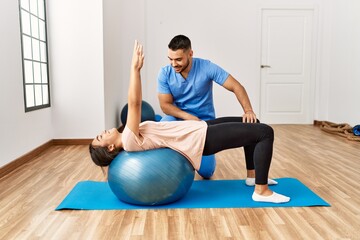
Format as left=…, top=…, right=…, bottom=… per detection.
left=126, top=40, right=144, bottom=136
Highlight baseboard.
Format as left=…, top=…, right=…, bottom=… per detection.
left=53, top=139, right=92, bottom=145
left=0, top=138, right=92, bottom=179
left=0, top=140, right=53, bottom=179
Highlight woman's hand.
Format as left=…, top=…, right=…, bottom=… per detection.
left=131, top=40, right=145, bottom=71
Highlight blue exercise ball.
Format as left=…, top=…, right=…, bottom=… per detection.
left=197, top=155, right=216, bottom=179
left=120, top=100, right=155, bottom=125
left=108, top=148, right=195, bottom=206
left=353, top=125, right=360, bottom=136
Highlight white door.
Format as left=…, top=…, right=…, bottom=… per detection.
left=260, top=8, right=316, bottom=124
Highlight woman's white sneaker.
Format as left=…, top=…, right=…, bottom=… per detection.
left=252, top=191, right=290, bottom=203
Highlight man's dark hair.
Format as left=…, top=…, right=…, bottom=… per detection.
left=168, top=35, right=192, bottom=51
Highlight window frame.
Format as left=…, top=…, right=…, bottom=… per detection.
left=19, top=0, right=51, bottom=112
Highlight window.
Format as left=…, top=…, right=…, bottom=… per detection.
left=19, top=0, right=50, bottom=112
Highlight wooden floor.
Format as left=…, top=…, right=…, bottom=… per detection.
left=1, top=125, right=360, bottom=240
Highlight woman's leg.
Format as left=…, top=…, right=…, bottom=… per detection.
left=203, top=120, right=273, bottom=184
left=206, top=117, right=256, bottom=171
left=206, top=117, right=277, bottom=185
left=203, top=120, right=290, bottom=203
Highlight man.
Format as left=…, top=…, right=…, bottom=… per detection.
left=157, top=35, right=276, bottom=186
left=157, top=34, right=257, bottom=123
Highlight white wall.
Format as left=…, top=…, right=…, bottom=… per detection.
left=48, top=0, right=105, bottom=139
left=0, top=0, right=53, bottom=167
left=326, top=0, right=360, bottom=126
left=103, top=0, right=145, bottom=129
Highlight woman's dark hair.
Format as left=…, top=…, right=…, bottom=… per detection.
left=168, top=35, right=192, bottom=51
left=89, top=126, right=125, bottom=166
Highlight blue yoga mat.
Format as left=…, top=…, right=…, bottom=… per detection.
left=55, top=178, right=330, bottom=210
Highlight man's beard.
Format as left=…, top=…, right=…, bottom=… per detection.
left=176, top=59, right=190, bottom=74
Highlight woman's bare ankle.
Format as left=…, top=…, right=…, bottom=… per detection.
left=254, top=185, right=273, bottom=196
left=246, top=169, right=255, bottom=178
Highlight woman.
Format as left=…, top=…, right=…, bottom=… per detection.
left=89, top=41, right=290, bottom=203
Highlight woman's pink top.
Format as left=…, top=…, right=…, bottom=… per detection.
left=122, top=120, right=207, bottom=170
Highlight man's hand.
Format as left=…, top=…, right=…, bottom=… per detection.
left=185, top=114, right=201, bottom=121
left=242, top=110, right=257, bottom=123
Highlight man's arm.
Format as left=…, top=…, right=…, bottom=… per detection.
left=222, top=75, right=257, bottom=123
left=158, top=93, right=200, bottom=120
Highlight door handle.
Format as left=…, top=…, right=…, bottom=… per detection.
left=261, top=65, right=271, bottom=68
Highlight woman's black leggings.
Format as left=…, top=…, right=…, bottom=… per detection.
left=203, top=117, right=274, bottom=185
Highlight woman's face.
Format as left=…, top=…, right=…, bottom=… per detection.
left=92, top=128, right=120, bottom=148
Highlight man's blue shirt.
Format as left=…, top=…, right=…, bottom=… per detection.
left=157, top=58, right=229, bottom=120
